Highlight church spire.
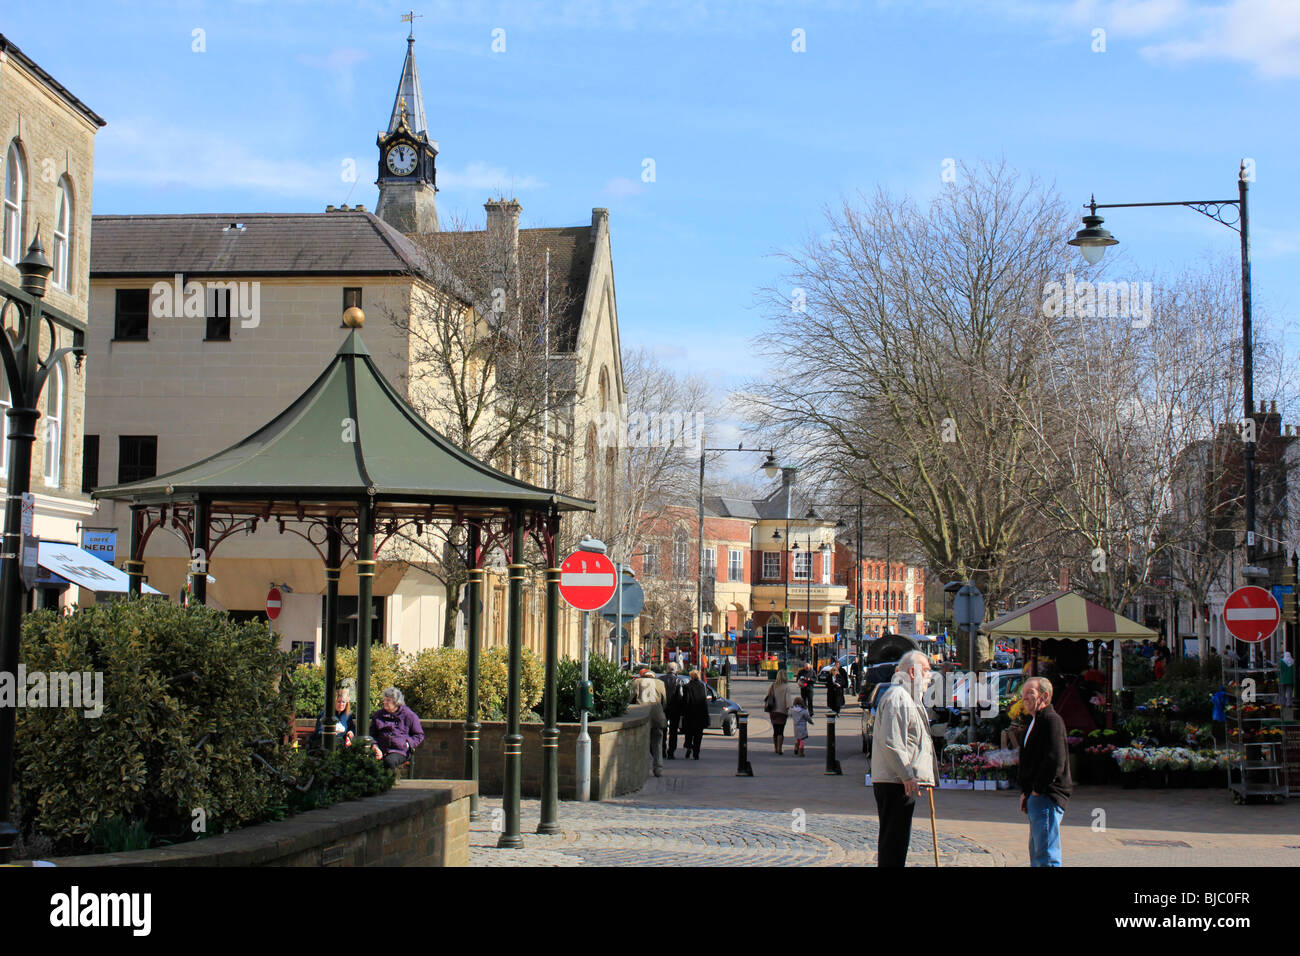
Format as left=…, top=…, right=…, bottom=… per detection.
left=387, top=13, right=428, bottom=136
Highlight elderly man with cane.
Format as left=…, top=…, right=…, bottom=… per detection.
left=870, top=650, right=938, bottom=867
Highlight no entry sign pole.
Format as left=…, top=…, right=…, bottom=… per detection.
left=1224, top=586, right=1280, bottom=666
left=562, top=539, right=615, bottom=802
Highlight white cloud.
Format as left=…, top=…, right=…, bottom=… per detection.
left=962, top=0, right=1300, bottom=78
left=296, top=47, right=370, bottom=100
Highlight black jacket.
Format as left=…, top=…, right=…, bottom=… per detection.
left=661, top=673, right=684, bottom=718
left=681, top=679, right=710, bottom=728
left=1018, top=705, right=1073, bottom=810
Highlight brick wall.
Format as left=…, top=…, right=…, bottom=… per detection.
left=410, top=705, right=651, bottom=799
left=51, top=780, right=473, bottom=867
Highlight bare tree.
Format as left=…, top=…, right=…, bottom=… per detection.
left=747, top=161, right=1077, bottom=648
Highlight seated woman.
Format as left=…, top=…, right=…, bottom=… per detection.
left=313, top=686, right=354, bottom=747
left=369, top=687, right=425, bottom=769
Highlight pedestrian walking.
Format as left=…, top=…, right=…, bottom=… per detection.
left=1018, top=676, right=1072, bottom=867
left=790, top=697, right=813, bottom=756
left=870, top=650, right=936, bottom=867
left=631, top=668, right=668, bottom=777
left=850, top=657, right=862, bottom=695
left=1281, top=651, right=1296, bottom=710
left=825, top=660, right=847, bottom=715
left=797, top=662, right=816, bottom=716
left=763, top=668, right=800, bottom=754
left=681, top=669, right=710, bottom=759
left=663, top=661, right=684, bottom=758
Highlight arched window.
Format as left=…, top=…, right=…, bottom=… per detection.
left=52, top=177, right=72, bottom=290
left=3, top=142, right=24, bottom=264
left=44, top=359, right=64, bottom=487
left=673, top=529, right=691, bottom=578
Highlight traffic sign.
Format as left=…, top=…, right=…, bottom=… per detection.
left=266, top=587, right=283, bottom=620
left=1224, top=586, right=1280, bottom=643
left=597, top=571, right=644, bottom=622
left=953, top=584, right=984, bottom=626
left=559, top=550, right=618, bottom=610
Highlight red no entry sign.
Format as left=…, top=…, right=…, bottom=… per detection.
left=1224, top=586, right=1279, bottom=643
left=558, top=550, right=617, bottom=611
left=266, top=587, right=283, bottom=620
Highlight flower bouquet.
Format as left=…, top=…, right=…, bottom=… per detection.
left=984, top=748, right=1019, bottom=790
left=1190, top=750, right=1217, bottom=787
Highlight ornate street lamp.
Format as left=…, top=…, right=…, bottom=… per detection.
left=0, top=231, right=88, bottom=860
left=1068, top=163, right=1263, bottom=590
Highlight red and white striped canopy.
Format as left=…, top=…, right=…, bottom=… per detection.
left=980, top=590, right=1156, bottom=641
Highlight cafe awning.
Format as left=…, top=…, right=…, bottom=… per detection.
left=38, top=541, right=161, bottom=594
left=981, top=590, right=1155, bottom=642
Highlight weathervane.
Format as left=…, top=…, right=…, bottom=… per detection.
left=402, top=9, right=422, bottom=39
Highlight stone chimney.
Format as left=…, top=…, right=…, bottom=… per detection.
left=484, top=198, right=521, bottom=310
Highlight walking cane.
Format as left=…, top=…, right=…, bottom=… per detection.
left=926, top=787, right=940, bottom=867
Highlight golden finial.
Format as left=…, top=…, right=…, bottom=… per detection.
left=343, top=307, right=365, bottom=328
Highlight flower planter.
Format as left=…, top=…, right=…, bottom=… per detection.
left=996, top=777, right=1011, bottom=790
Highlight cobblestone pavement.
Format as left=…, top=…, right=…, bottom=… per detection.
left=469, top=676, right=1300, bottom=867
left=469, top=798, right=992, bottom=867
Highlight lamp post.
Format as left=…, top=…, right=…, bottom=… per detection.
left=0, top=232, right=88, bottom=859
left=697, top=444, right=779, bottom=678
left=1068, top=162, right=1263, bottom=588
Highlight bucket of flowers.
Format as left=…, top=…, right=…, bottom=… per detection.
left=1167, top=747, right=1194, bottom=787
left=1190, top=750, right=1217, bottom=787
left=1085, top=742, right=1118, bottom=784
left=1113, top=747, right=1148, bottom=788
left=1146, top=748, right=1173, bottom=788
left=984, top=748, right=1019, bottom=790
left=941, top=744, right=973, bottom=788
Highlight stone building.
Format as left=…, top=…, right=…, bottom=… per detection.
left=0, top=34, right=105, bottom=608
left=84, top=28, right=624, bottom=660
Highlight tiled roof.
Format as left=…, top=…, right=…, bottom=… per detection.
left=430, top=225, right=592, bottom=353
left=90, top=210, right=447, bottom=280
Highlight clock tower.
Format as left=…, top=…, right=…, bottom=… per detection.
left=375, top=23, right=439, bottom=234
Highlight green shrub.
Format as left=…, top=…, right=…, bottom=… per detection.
left=281, top=745, right=396, bottom=814
left=550, top=655, right=631, bottom=723
left=335, top=644, right=410, bottom=716
left=15, top=601, right=294, bottom=852
left=290, top=663, right=325, bottom=719
left=1122, top=652, right=1154, bottom=686
left=402, top=646, right=544, bottom=720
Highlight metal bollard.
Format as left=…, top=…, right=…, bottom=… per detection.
left=735, top=710, right=754, bottom=777
left=825, top=711, right=843, bottom=775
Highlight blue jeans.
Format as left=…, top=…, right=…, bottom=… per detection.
left=1027, top=794, right=1064, bottom=867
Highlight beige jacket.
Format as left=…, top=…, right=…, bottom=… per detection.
left=870, top=683, right=937, bottom=786
left=764, top=680, right=801, bottom=716
left=630, top=676, right=667, bottom=729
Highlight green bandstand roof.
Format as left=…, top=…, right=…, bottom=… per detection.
left=93, top=330, right=595, bottom=518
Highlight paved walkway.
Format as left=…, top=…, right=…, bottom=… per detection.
left=469, top=676, right=1300, bottom=866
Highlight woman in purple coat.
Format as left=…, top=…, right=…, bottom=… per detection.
left=369, top=687, right=424, bottom=768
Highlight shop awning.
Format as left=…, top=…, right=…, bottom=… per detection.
left=38, top=541, right=162, bottom=595
left=981, top=590, right=1154, bottom=641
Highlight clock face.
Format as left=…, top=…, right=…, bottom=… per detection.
left=386, top=145, right=418, bottom=176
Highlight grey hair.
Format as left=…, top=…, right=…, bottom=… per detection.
left=667, top=661, right=679, bottom=673
left=382, top=686, right=405, bottom=706
left=895, top=650, right=930, bottom=676
left=1023, top=676, right=1053, bottom=702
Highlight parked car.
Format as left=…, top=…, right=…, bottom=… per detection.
left=654, top=674, right=741, bottom=735
left=818, top=653, right=859, bottom=677
left=949, top=668, right=1025, bottom=715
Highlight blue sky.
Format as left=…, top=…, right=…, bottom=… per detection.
left=8, top=0, right=1300, bottom=439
